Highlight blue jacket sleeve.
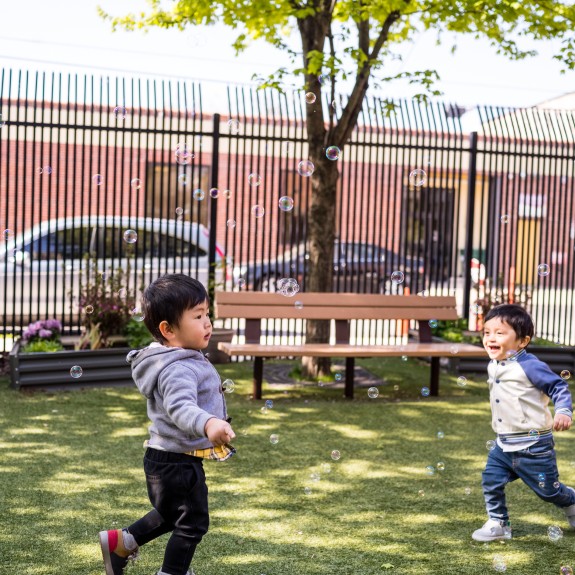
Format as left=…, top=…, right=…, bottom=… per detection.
left=521, top=356, right=572, bottom=414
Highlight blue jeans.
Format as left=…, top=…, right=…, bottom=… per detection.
left=127, top=448, right=210, bottom=575
left=482, top=437, right=575, bottom=522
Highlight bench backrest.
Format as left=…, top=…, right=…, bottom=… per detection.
left=214, top=291, right=459, bottom=343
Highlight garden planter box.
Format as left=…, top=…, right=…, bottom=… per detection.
left=9, top=340, right=134, bottom=391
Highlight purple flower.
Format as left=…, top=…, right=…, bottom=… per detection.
left=38, top=329, right=52, bottom=338
left=44, top=319, right=62, bottom=330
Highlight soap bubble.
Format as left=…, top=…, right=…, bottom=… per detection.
left=428, top=319, right=438, bottom=328
left=538, top=472, right=546, bottom=482
left=113, top=106, right=127, bottom=119
left=130, top=178, right=142, bottom=190
left=178, top=173, right=189, bottom=186
left=401, top=355, right=408, bottom=362
left=310, top=472, right=320, bottom=482
left=294, top=301, right=304, bottom=310
left=554, top=481, right=561, bottom=489
left=175, top=142, right=194, bottom=165
left=367, top=387, right=379, bottom=399
left=561, top=370, right=571, bottom=380
left=70, top=365, right=83, bottom=378
left=425, top=465, right=436, bottom=476
left=43, top=166, right=53, bottom=175
left=538, top=481, right=545, bottom=488
left=538, top=263, right=550, bottom=277
left=193, top=189, right=205, bottom=201
left=251, top=204, right=265, bottom=218
left=304, top=486, right=312, bottom=495
left=123, top=229, right=138, bottom=244
left=297, top=160, right=315, bottom=177
left=248, top=173, right=262, bottom=186
left=548, top=525, right=563, bottom=542
left=236, top=278, right=246, bottom=289
left=331, top=450, right=341, bottom=461
left=326, top=146, right=341, bottom=161
left=500, top=214, right=510, bottom=224
left=84, top=305, right=94, bottom=315
left=418, top=489, right=425, bottom=497
left=278, top=196, right=294, bottom=211
left=265, top=399, right=274, bottom=409
left=464, top=487, right=472, bottom=496
left=528, top=429, right=540, bottom=439
left=492, top=555, right=507, bottom=572
left=92, top=174, right=103, bottom=186
left=457, top=376, right=468, bottom=387
left=560, top=566, right=574, bottom=575
left=222, top=379, right=235, bottom=393
left=391, top=270, right=404, bottom=285
left=36, top=167, right=43, bottom=175
left=486, top=440, right=496, bottom=451
left=436, top=461, right=445, bottom=472
left=321, top=462, right=331, bottom=474
left=449, top=345, right=459, bottom=355
left=131, top=308, right=145, bottom=322
left=175, top=207, right=184, bottom=216
left=222, top=189, right=232, bottom=199
left=437, top=431, right=445, bottom=439
left=421, top=387, right=430, bottom=397
left=260, top=406, right=268, bottom=415
left=277, top=277, right=300, bottom=296
left=409, top=169, right=427, bottom=187
left=227, top=119, right=240, bottom=134
left=269, top=434, right=279, bottom=444
left=209, top=187, right=220, bottom=198
left=334, top=372, right=343, bottom=382
left=305, top=92, right=316, bottom=104
left=226, top=219, right=236, bottom=229
left=3, top=229, right=13, bottom=241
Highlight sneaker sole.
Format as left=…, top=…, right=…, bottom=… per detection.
left=99, top=531, right=115, bottom=575
left=472, top=532, right=512, bottom=542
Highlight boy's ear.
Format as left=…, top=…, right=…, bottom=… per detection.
left=520, top=335, right=531, bottom=349
left=158, top=320, right=175, bottom=341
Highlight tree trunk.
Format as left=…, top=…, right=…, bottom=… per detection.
left=301, top=151, right=339, bottom=379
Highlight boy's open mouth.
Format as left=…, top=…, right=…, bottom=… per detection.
left=487, top=345, right=501, bottom=352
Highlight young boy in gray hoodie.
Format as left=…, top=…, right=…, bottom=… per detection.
left=99, top=274, right=236, bottom=575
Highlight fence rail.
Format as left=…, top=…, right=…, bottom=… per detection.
left=1, top=68, right=574, bottom=350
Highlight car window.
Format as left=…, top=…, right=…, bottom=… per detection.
left=22, top=227, right=94, bottom=260
left=94, top=226, right=207, bottom=259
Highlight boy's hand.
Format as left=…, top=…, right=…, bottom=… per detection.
left=553, top=413, right=572, bottom=432
left=205, top=418, right=236, bottom=446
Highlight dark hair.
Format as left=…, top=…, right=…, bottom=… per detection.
left=142, top=274, right=209, bottom=343
left=484, top=304, right=534, bottom=340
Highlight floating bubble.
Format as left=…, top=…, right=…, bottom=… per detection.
left=226, top=219, right=236, bottom=229
left=193, top=189, right=205, bottom=201
left=278, top=196, right=294, bottom=212
left=227, top=119, right=240, bottom=134
left=505, top=350, right=517, bottom=360
left=251, top=204, right=265, bottom=218
left=321, top=462, right=331, bottom=474
left=304, top=486, right=312, bottom=495
left=3, top=229, right=13, bottom=241
left=331, top=450, right=341, bottom=461
left=548, top=525, right=563, bottom=542
left=276, top=277, right=300, bottom=296
left=367, top=387, right=379, bottom=399
left=117, top=288, right=127, bottom=298
left=269, top=434, right=279, bottom=444
left=437, top=431, right=445, bottom=439
left=449, top=345, right=459, bottom=355
left=222, top=189, right=232, bottom=199
left=310, top=472, right=321, bottom=482
left=222, top=379, right=235, bottom=393
left=409, top=169, right=427, bottom=187
left=178, top=173, right=189, bottom=186
left=265, top=399, right=274, bottom=409
left=421, top=387, right=430, bottom=397
left=391, top=270, right=404, bottom=285
left=84, top=305, right=94, bottom=315
left=561, top=370, right=571, bottom=380
left=538, top=263, right=550, bottom=277
left=297, top=160, right=315, bottom=177
left=425, top=465, right=436, bottom=476
left=538, top=472, right=546, bottom=482
left=401, top=355, right=408, bottom=362
left=436, top=461, right=445, bottom=472
left=500, top=214, right=510, bottom=224
left=334, top=372, right=343, bottom=382
left=418, top=489, right=425, bottom=497
left=554, top=481, right=561, bottom=489
left=294, top=301, right=304, bottom=310
left=561, top=567, right=574, bottom=575
left=123, top=229, right=138, bottom=244
left=538, top=481, right=545, bottom=488
left=130, top=178, right=142, bottom=190
left=325, top=146, right=341, bottom=161
left=70, top=365, right=83, bottom=378
left=393, top=384, right=400, bottom=391
left=528, top=429, right=540, bottom=439
left=305, top=92, right=316, bottom=104
left=114, top=106, right=127, bottom=120
left=464, top=487, right=472, bottom=496
left=492, top=555, right=507, bottom=572
left=248, top=173, right=262, bottom=186
left=175, top=142, right=194, bottom=165
left=36, top=167, right=43, bottom=175
left=92, top=174, right=103, bottom=186
left=131, top=308, right=145, bottom=322
left=428, top=319, right=438, bottom=328
left=43, top=166, right=53, bottom=175
left=486, top=440, right=496, bottom=451
left=209, top=187, right=220, bottom=198
left=260, top=406, right=268, bottom=415
left=318, top=73, right=330, bottom=85
left=236, top=277, right=246, bottom=289
left=457, top=376, right=468, bottom=387
left=175, top=207, right=184, bottom=216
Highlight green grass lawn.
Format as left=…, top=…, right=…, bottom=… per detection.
left=1, top=356, right=575, bottom=574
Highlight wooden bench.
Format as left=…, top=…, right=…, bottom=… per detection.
left=214, top=292, right=487, bottom=399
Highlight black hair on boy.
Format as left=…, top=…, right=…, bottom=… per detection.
left=484, top=303, right=534, bottom=341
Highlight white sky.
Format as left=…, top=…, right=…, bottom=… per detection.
left=1, top=0, right=574, bottom=112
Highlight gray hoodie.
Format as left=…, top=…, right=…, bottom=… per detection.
left=127, top=343, right=229, bottom=452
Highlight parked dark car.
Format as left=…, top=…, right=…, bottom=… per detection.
left=234, top=240, right=425, bottom=293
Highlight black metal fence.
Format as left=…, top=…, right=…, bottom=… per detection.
left=1, top=68, right=574, bottom=348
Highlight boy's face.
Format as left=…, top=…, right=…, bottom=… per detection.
left=483, top=317, right=530, bottom=361
left=161, top=299, right=212, bottom=350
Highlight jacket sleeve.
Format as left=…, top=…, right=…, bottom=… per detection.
left=522, top=357, right=573, bottom=416
left=157, top=363, right=215, bottom=438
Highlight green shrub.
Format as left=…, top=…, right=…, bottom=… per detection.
left=22, top=339, right=64, bottom=353
left=124, top=318, right=154, bottom=349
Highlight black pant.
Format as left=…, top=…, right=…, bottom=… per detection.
left=128, top=448, right=209, bottom=575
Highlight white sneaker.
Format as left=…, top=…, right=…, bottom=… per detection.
left=472, top=518, right=512, bottom=541
left=563, top=487, right=575, bottom=528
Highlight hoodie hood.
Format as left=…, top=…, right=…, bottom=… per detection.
left=127, top=343, right=206, bottom=399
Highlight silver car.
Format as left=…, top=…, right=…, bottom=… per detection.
left=1, top=215, right=227, bottom=327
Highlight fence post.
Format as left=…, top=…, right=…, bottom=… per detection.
left=208, top=113, right=220, bottom=305
left=463, top=131, right=478, bottom=320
